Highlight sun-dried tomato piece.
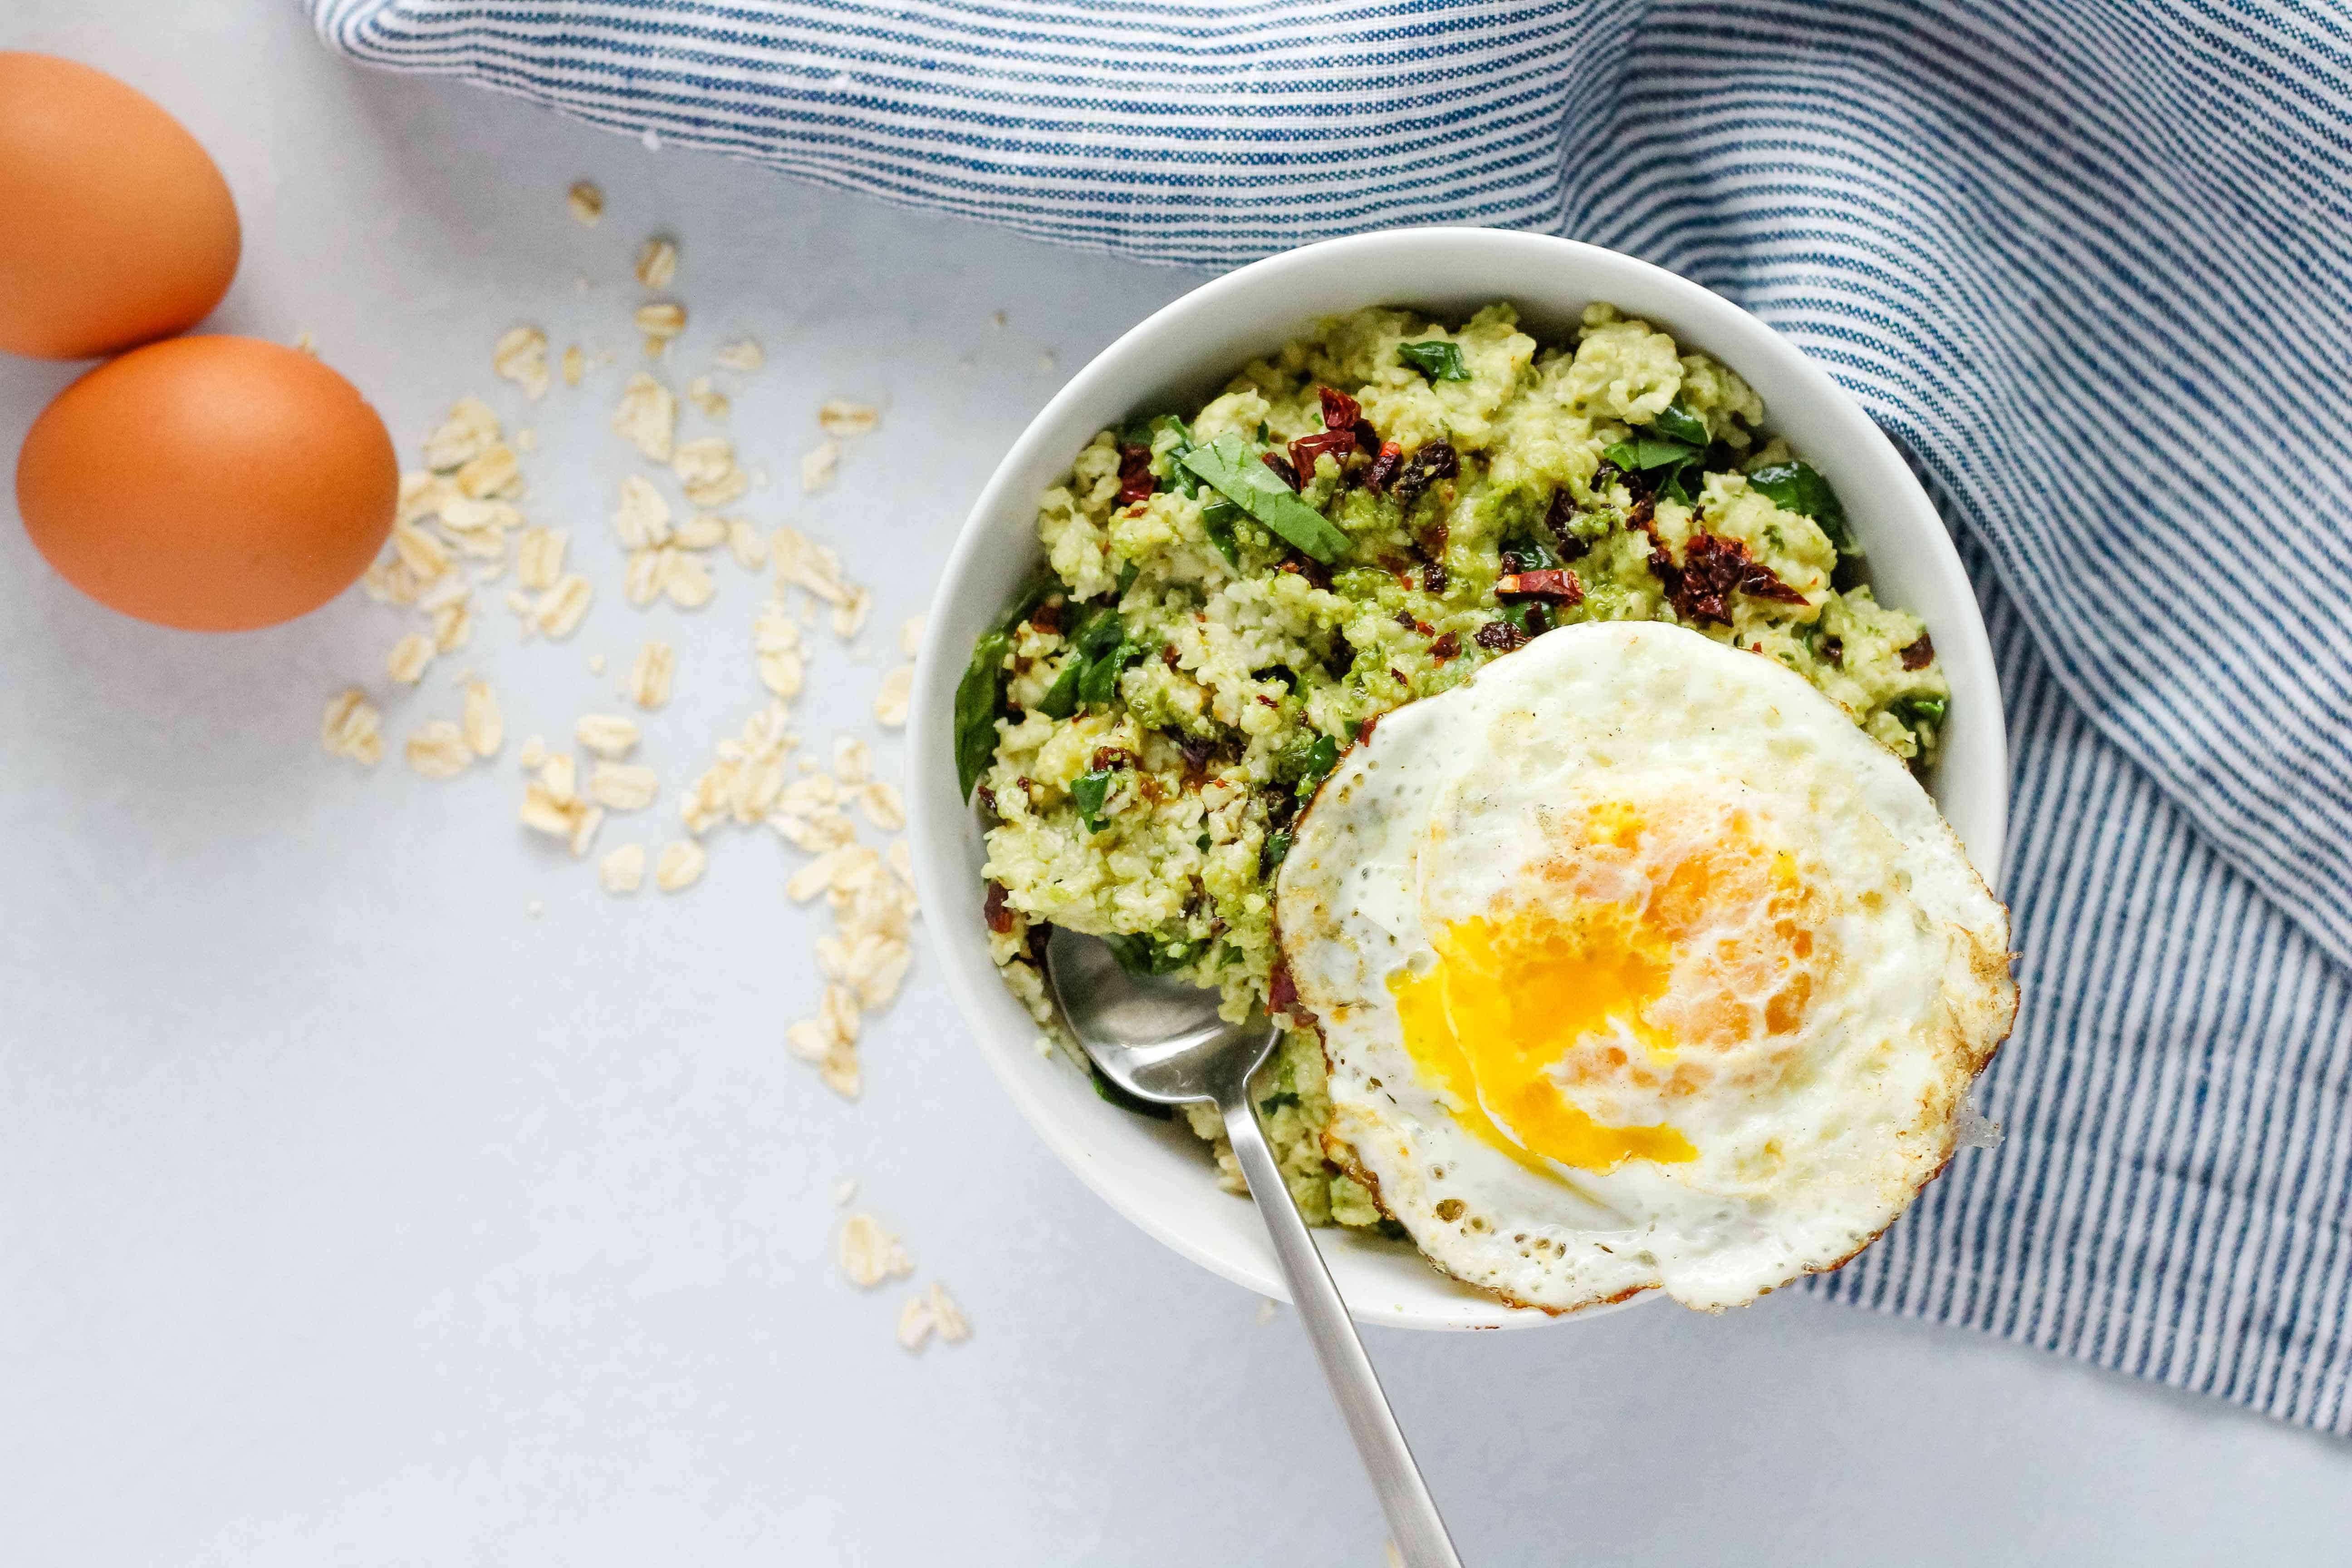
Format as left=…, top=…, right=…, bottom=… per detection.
left=1261, top=450, right=1301, bottom=490
left=1288, top=427, right=1358, bottom=480
left=984, top=880, right=1016, bottom=933
left=1430, top=631, right=1460, bottom=661
left=1496, top=568, right=1585, bottom=604
left=1277, top=555, right=1333, bottom=591
left=1659, top=531, right=1808, bottom=625
left=1900, top=632, right=1936, bottom=670
left=1474, top=620, right=1528, bottom=652
left=1358, top=715, right=1380, bottom=745
left=1820, top=634, right=1844, bottom=666
left=1090, top=745, right=1137, bottom=771
left=1391, top=441, right=1459, bottom=510
left=1269, top=963, right=1300, bottom=1020
left=1317, top=385, right=1361, bottom=431
left=976, top=783, right=998, bottom=814
left=1029, top=596, right=1064, bottom=634
left=1544, top=489, right=1592, bottom=561
left=1117, top=444, right=1156, bottom=505
left=1424, top=562, right=1449, bottom=595
left=1363, top=440, right=1403, bottom=495
left=1352, top=418, right=1381, bottom=452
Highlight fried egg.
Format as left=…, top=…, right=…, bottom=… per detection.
left=1274, top=621, right=2014, bottom=1313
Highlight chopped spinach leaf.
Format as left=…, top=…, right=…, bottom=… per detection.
left=1200, top=496, right=1244, bottom=567
left=1272, top=731, right=1340, bottom=789
left=1036, top=656, right=1083, bottom=720
left=1261, top=827, right=1294, bottom=872
left=1748, top=460, right=1855, bottom=553
left=1396, top=339, right=1471, bottom=382
left=953, top=630, right=1010, bottom=800
left=1258, top=1091, right=1302, bottom=1116
left=1072, top=767, right=1117, bottom=832
left=1180, top=435, right=1352, bottom=564
left=1892, top=694, right=1947, bottom=730
left=1650, top=399, right=1711, bottom=447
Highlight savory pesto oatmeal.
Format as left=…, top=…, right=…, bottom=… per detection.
left=955, top=302, right=1951, bottom=1229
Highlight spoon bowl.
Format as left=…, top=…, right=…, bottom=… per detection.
left=1042, top=927, right=1464, bottom=1568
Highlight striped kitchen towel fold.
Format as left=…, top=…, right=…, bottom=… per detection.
left=310, top=0, right=2352, bottom=1430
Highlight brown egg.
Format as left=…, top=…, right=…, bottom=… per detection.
left=17, top=336, right=397, bottom=631
left=0, top=52, right=241, bottom=360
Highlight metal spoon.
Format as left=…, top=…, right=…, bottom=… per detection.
left=1044, top=928, right=1465, bottom=1568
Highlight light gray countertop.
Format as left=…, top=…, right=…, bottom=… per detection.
left=6, top=5, right=2350, bottom=1563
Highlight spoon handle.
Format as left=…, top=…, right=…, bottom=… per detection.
left=1220, top=1087, right=1465, bottom=1568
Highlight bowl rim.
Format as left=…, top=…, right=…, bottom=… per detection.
left=907, top=226, right=2008, bottom=1330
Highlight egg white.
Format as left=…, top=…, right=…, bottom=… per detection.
left=1275, top=621, right=2014, bottom=1313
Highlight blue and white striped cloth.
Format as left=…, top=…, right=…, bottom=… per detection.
left=311, top=0, right=2352, bottom=1431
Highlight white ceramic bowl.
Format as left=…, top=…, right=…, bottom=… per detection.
left=909, top=228, right=2006, bottom=1331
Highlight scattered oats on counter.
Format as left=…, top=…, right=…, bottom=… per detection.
left=636, top=300, right=686, bottom=357
left=673, top=436, right=748, bottom=508
left=562, top=343, right=586, bottom=388
left=613, top=473, right=672, bottom=549
left=534, top=574, right=593, bottom=639
left=656, top=838, right=707, bottom=892
left=799, top=439, right=839, bottom=495
left=673, top=513, right=728, bottom=550
left=519, top=735, right=548, bottom=769
left=590, top=761, right=660, bottom=811
left=598, top=842, right=646, bottom=894
left=613, top=372, right=676, bottom=461
left=492, top=325, right=551, bottom=401
left=322, top=689, right=383, bottom=767
left=576, top=713, right=641, bottom=758
left=686, top=375, right=728, bottom=420
left=387, top=632, right=434, bottom=685
left=713, top=336, right=764, bottom=373
left=663, top=549, right=717, bottom=609
left=838, top=1211, right=911, bottom=1288
left=630, top=640, right=675, bottom=708
left=894, top=1281, right=970, bottom=1352
left=567, top=180, right=604, bottom=226
left=874, top=664, right=913, bottom=728
left=897, top=615, right=925, bottom=657
left=835, top=1179, right=858, bottom=1206
left=521, top=753, right=603, bottom=857
left=633, top=235, right=678, bottom=289
left=406, top=720, right=471, bottom=780
left=462, top=678, right=504, bottom=757
left=859, top=779, right=907, bottom=833
left=818, top=399, right=880, bottom=438
left=727, top=519, right=768, bottom=572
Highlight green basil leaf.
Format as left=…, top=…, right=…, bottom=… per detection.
left=1650, top=399, right=1710, bottom=446
left=1302, top=733, right=1338, bottom=785
left=1261, top=826, right=1294, bottom=873
left=953, top=630, right=1010, bottom=800
left=1036, top=656, right=1083, bottom=720
left=1072, top=767, right=1116, bottom=833
left=1396, top=339, right=1471, bottom=382
left=1077, top=638, right=1140, bottom=706
left=1602, top=436, right=1704, bottom=474
left=1892, top=694, right=1947, bottom=730
left=1200, top=497, right=1244, bottom=567
left=1748, top=460, right=1855, bottom=553
left=1179, top=434, right=1353, bottom=564
left=1071, top=605, right=1125, bottom=659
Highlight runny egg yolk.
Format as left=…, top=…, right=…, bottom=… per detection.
left=1387, top=798, right=1825, bottom=1175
